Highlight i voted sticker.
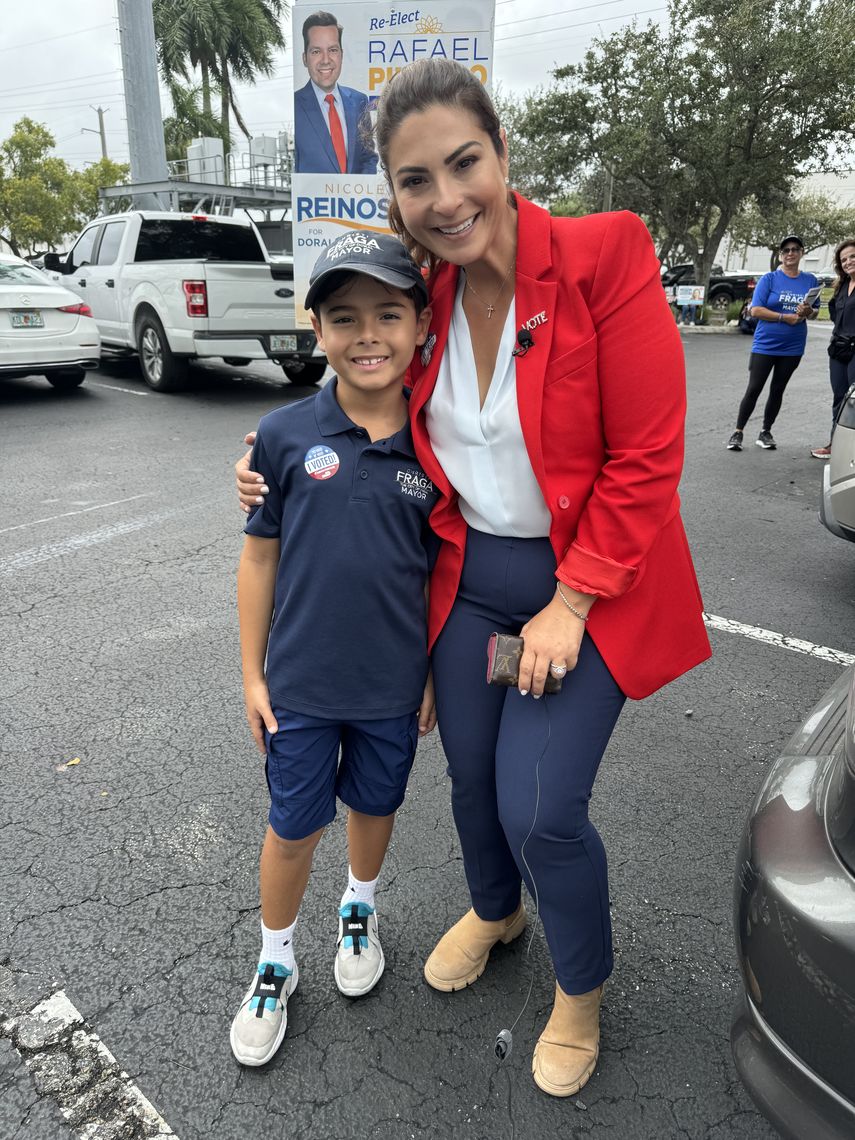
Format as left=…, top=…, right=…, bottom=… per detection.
left=304, top=444, right=340, bottom=480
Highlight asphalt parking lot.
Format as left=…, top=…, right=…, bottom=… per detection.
left=2, top=331, right=853, bottom=1140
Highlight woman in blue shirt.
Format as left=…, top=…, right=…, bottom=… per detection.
left=726, top=235, right=819, bottom=451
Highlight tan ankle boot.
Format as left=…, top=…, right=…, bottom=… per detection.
left=423, top=904, right=527, bottom=992
left=532, top=982, right=602, bottom=1097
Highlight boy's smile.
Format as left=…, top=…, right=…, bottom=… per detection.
left=312, top=276, right=431, bottom=400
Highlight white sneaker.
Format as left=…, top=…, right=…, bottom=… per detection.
left=334, top=902, right=385, bottom=997
left=230, top=961, right=298, bottom=1066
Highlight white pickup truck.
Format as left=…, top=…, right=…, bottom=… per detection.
left=43, top=211, right=326, bottom=391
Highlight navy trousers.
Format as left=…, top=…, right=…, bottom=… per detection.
left=431, top=529, right=626, bottom=994
left=829, top=353, right=855, bottom=430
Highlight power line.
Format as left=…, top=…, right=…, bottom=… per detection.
left=497, top=0, right=648, bottom=29
left=0, top=21, right=115, bottom=55
left=495, top=5, right=667, bottom=42
left=0, top=93, right=127, bottom=116
left=0, top=70, right=121, bottom=100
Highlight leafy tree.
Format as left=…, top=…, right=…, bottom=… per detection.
left=729, top=190, right=855, bottom=269
left=0, top=118, right=78, bottom=255
left=518, top=0, right=855, bottom=290
left=73, top=158, right=131, bottom=225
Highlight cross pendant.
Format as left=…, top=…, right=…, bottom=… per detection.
left=486, top=305, right=494, bottom=318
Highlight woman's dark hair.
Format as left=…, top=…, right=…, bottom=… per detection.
left=832, top=237, right=855, bottom=295
left=373, top=60, right=505, bottom=273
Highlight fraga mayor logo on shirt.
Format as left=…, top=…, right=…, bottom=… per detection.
left=304, top=444, right=340, bottom=480
left=396, top=467, right=435, bottom=500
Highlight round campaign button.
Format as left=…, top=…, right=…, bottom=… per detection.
left=304, top=444, right=340, bottom=480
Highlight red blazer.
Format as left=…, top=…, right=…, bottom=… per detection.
left=408, top=195, right=711, bottom=700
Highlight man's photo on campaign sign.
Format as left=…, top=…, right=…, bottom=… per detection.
left=293, top=9, right=379, bottom=175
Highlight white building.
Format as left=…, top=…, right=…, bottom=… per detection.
left=719, top=169, right=855, bottom=276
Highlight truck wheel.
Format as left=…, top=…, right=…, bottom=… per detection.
left=282, top=360, right=326, bottom=385
left=709, top=291, right=733, bottom=312
left=47, top=368, right=86, bottom=390
left=137, top=313, right=188, bottom=392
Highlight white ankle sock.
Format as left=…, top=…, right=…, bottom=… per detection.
left=260, top=918, right=296, bottom=970
left=340, top=866, right=378, bottom=910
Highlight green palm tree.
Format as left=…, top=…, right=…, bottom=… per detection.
left=153, top=0, right=229, bottom=118
left=162, top=83, right=228, bottom=162
left=153, top=0, right=287, bottom=144
left=215, top=0, right=286, bottom=141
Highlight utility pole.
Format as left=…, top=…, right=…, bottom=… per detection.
left=602, top=166, right=614, bottom=213
left=116, top=0, right=169, bottom=205
left=86, top=106, right=109, bottom=159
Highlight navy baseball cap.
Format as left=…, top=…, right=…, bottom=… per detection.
left=779, top=235, right=804, bottom=249
left=305, top=231, right=428, bottom=311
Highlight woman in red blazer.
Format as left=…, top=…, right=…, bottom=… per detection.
left=376, top=58, right=709, bottom=1098
left=239, top=58, right=710, bottom=1098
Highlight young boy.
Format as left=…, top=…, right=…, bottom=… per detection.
left=231, top=232, right=437, bottom=1066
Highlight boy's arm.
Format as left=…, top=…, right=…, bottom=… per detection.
left=238, top=535, right=281, bottom=753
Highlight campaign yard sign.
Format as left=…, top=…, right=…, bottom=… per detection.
left=292, top=0, right=495, bottom=326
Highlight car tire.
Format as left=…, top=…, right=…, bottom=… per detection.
left=47, top=368, right=86, bottom=390
left=136, top=312, right=188, bottom=392
left=282, top=360, right=326, bottom=385
left=710, top=291, right=734, bottom=311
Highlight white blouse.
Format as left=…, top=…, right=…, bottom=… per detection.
left=425, top=275, right=551, bottom=538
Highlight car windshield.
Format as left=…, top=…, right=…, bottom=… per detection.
left=0, top=262, right=49, bottom=285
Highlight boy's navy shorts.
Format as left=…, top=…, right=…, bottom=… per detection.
left=264, top=707, right=419, bottom=840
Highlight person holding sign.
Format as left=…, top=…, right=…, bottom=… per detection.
left=725, top=236, right=820, bottom=452
left=238, top=58, right=709, bottom=1096
left=294, top=10, right=378, bottom=175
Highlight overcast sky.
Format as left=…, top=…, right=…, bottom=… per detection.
left=0, top=0, right=667, bottom=170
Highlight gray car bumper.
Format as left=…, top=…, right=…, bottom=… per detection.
left=819, top=462, right=855, bottom=542
left=732, top=993, right=855, bottom=1140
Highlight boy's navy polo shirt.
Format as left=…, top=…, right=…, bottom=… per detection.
left=244, top=379, right=439, bottom=720
left=750, top=269, right=820, bottom=356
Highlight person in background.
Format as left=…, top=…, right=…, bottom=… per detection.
left=810, top=239, right=855, bottom=459
left=726, top=235, right=820, bottom=451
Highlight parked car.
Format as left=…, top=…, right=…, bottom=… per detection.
left=732, top=665, right=855, bottom=1139
left=814, top=267, right=837, bottom=288
left=819, top=384, right=855, bottom=543
left=661, top=263, right=760, bottom=311
left=42, top=211, right=325, bottom=392
left=0, top=253, right=100, bottom=389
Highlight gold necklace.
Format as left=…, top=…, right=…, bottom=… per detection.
left=465, top=262, right=514, bottom=318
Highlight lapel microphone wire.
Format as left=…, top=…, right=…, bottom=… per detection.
left=494, top=696, right=550, bottom=1061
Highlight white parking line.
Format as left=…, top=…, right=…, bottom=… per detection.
left=0, top=494, right=153, bottom=535
left=0, top=508, right=181, bottom=573
left=704, top=612, right=855, bottom=667
left=88, top=381, right=151, bottom=397
left=9, top=990, right=178, bottom=1138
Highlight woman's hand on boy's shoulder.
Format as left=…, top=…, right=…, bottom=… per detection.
left=237, top=431, right=268, bottom=513
left=244, top=678, right=278, bottom=754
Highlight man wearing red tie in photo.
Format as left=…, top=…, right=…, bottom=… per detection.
left=294, top=11, right=379, bottom=175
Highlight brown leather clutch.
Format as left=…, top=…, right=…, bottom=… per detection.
left=486, top=632, right=563, bottom=693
